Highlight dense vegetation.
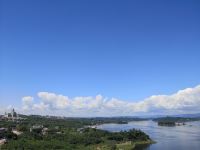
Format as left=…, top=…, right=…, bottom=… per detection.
left=157, top=121, right=176, bottom=126
left=0, top=115, right=153, bottom=150
left=153, top=116, right=200, bottom=126
left=153, top=116, right=200, bottom=123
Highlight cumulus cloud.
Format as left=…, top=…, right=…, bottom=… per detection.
left=20, top=85, right=200, bottom=116
left=38, top=92, right=70, bottom=109
left=22, top=96, right=34, bottom=110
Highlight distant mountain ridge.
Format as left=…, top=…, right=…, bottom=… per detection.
left=172, top=113, right=200, bottom=118
left=134, top=113, right=200, bottom=119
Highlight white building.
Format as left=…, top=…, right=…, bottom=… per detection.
left=4, top=108, right=19, bottom=121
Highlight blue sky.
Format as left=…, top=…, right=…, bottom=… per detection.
left=1, top=0, right=200, bottom=116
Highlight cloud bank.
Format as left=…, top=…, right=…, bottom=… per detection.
left=19, top=85, right=200, bottom=117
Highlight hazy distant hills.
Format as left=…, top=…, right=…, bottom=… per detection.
left=133, top=113, right=200, bottom=119
left=144, top=113, right=200, bottom=118
left=16, top=113, right=200, bottom=119
left=172, top=113, right=200, bottom=118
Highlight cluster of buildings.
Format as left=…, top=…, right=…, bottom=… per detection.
left=0, top=109, right=62, bottom=146
left=0, top=109, right=19, bottom=121
left=30, top=125, right=49, bottom=135
left=30, top=125, right=61, bottom=135
left=0, top=108, right=26, bottom=122
left=0, top=127, right=23, bottom=146
left=0, top=109, right=23, bottom=146
left=0, top=128, right=7, bottom=145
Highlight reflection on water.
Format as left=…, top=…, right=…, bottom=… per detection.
left=97, top=120, right=200, bottom=150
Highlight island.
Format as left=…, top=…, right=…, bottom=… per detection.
left=153, top=116, right=198, bottom=126
left=157, top=121, right=176, bottom=126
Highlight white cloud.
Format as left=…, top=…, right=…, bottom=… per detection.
left=37, top=92, right=70, bottom=109
left=22, top=96, right=34, bottom=110
left=22, top=96, right=34, bottom=104
left=32, top=102, right=49, bottom=111
left=38, top=92, right=70, bottom=109
left=18, top=85, right=200, bottom=116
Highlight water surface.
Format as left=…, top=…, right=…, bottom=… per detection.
left=97, top=120, right=200, bottom=150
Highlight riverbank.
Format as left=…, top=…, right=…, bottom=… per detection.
left=116, top=140, right=155, bottom=150
left=0, top=116, right=153, bottom=150
left=96, top=120, right=200, bottom=150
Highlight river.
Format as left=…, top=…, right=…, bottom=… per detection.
left=96, top=120, right=200, bottom=150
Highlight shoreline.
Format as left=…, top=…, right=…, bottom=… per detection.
left=116, top=140, right=156, bottom=150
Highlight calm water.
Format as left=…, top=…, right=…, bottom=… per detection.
left=97, top=120, right=200, bottom=150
